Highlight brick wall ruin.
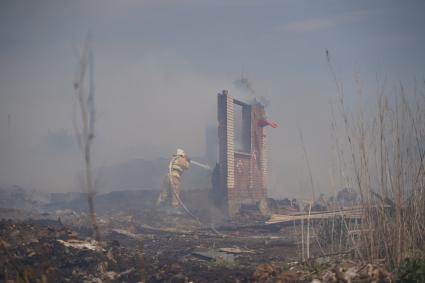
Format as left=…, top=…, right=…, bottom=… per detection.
left=215, top=90, right=268, bottom=216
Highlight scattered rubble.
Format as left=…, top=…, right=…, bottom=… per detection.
left=250, top=260, right=393, bottom=282
left=0, top=188, right=400, bottom=282
left=0, top=219, right=144, bottom=282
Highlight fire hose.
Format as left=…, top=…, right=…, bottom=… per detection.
left=168, top=158, right=221, bottom=236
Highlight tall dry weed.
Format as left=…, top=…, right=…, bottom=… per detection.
left=327, top=53, right=425, bottom=269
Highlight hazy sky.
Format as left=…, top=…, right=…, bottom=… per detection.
left=0, top=0, right=424, bottom=197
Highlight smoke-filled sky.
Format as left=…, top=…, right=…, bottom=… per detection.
left=0, top=0, right=424, bottom=197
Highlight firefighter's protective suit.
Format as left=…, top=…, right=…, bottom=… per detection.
left=156, top=149, right=190, bottom=208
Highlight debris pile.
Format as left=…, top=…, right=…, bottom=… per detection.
left=251, top=260, right=393, bottom=282
left=0, top=220, right=144, bottom=282
left=0, top=188, right=400, bottom=282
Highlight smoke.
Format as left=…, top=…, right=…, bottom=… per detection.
left=0, top=51, right=231, bottom=192
left=234, top=76, right=256, bottom=96
left=233, top=75, right=271, bottom=108
left=1, top=0, right=422, bottom=200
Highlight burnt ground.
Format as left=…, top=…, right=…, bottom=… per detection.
left=0, top=189, right=394, bottom=282
left=119, top=210, right=300, bottom=282
left=0, top=209, right=301, bottom=283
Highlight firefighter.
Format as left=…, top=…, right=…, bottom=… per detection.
left=156, top=148, right=190, bottom=209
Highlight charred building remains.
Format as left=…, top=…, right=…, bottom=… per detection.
left=214, top=90, right=269, bottom=217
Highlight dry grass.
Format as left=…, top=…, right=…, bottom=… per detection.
left=327, top=53, right=425, bottom=269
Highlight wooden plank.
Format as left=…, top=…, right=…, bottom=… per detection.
left=266, top=209, right=363, bottom=224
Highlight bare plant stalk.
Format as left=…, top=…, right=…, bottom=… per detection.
left=298, top=127, right=316, bottom=200
left=301, top=217, right=305, bottom=261
left=306, top=202, right=312, bottom=259
left=73, top=36, right=100, bottom=241
left=327, top=50, right=425, bottom=269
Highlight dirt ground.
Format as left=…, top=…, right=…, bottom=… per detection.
left=0, top=209, right=301, bottom=282
left=0, top=188, right=394, bottom=282
left=0, top=209, right=394, bottom=283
